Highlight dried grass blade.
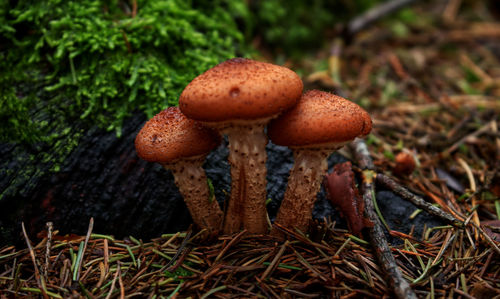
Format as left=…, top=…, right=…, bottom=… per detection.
left=261, top=240, right=289, bottom=280
left=292, top=248, right=328, bottom=282
left=104, top=261, right=120, bottom=299
left=431, top=230, right=455, bottom=266
left=74, top=218, right=94, bottom=281
left=163, top=229, right=192, bottom=269
left=21, top=222, right=49, bottom=299
left=214, top=230, right=246, bottom=262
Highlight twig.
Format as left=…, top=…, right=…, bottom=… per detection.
left=120, top=30, right=132, bottom=54
left=431, top=230, right=456, bottom=266
left=352, top=137, right=375, bottom=170
left=345, top=0, right=419, bottom=37
left=470, top=222, right=500, bottom=255
left=260, top=241, right=289, bottom=280
left=442, top=120, right=495, bottom=156
left=200, top=285, right=227, bottom=299
left=388, top=53, right=409, bottom=80
left=491, top=119, right=500, bottom=159
left=167, top=247, right=192, bottom=273
left=448, top=23, right=500, bottom=41
left=131, top=0, right=137, bottom=18
left=104, top=238, right=109, bottom=274
left=376, top=173, right=464, bottom=227
left=442, top=0, right=462, bottom=23
left=214, top=230, right=246, bottom=262
left=43, top=222, right=53, bottom=280
left=352, top=139, right=417, bottom=299
left=459, top=160, right=500, bottom=203
left=456, top=157, right=477, bottom=192
left=21, top=222, right=49, bottom=299
left=453, top=288, right=476, bottom=299
left=118, top=261, right=125, bottom=299
left=164, top=228, right=192, bottom=269
left=284, top=288, right=321, bottom=298
left=457, top=157, right=480, bottom=240
left=485, top=225, right=500, bottom=234
left=105, top=261, right=120, bottom=299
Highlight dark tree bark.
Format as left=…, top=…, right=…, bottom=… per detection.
left=0, top=112, right=194, bottom=246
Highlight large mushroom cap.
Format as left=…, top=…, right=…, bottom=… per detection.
left=179, top=58, right=303, bottom=122
left=268, top=90, right=372, bottom=147
left=135, top=107, right=221, bottom=164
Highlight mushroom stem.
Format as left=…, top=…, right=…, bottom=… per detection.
left=272, top=148, right=332, bottom=236
left=222, top=124, right=269, bottom=234
left=165, top=156, right=223, bottom=235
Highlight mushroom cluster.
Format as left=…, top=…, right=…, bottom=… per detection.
left=179, top=58, right=303, bottom=234
left=135, top=58, right=372, bottom=238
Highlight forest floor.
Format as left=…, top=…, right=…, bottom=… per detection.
left=1, top=1, right=499, bottom=298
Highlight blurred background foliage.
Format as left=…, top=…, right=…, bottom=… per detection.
left=0, top=0, right=385, bottom=151
left=247, top=0, right=381, bottom=57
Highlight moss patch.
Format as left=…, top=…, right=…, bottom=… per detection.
left=0, top=0, right=245, bottom=143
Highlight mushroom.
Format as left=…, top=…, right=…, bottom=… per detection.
left=267, top=90, right=372, bottom=236
left=135, top=107, right=223, bottom=236
left=179, top=58, right=303, bottom=234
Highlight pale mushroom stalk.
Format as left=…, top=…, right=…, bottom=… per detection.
left=273, top=149, right=330, bottom=233
left=221, top=122, right=269, bottom=234
left=165, top=156, right=223, bottom=234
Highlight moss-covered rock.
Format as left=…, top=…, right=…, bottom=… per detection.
left=0, top=0, right=246, bottom=144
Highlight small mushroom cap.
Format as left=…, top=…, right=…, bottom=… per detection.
left=268, top=90, right=372, bottom=147
left=179, top=58, right=303, bottom=122
left=135, top=107, right=221, bottom=164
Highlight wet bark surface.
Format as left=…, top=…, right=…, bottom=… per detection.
left=0, top=112, right=443, bottom=246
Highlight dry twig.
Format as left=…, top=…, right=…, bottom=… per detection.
left=352, top=139, right=418, bottom=299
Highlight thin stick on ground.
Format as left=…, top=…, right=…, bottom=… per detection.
left=376, top=173, right=464, bottom=227
left=105, top=261, right=120, bottom=299
left=351, top=138, right=417, bottom=299
left=441, top=120, right=496, bottom=156
left=164, top=228, right=192, bottom=270
left=43, top=222, right=53, bottom=280
left=21, top=222, right=49, bottom=299
left=470, top=222, right=500, bottom=255
left=118, top=261, right=125, bottom=299
left=345, top=0, right=419, bottom=37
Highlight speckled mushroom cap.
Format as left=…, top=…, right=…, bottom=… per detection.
left=179, top=58, right=303, bottom=123
left=268, top=90, right=372, bottom=147
left=135, top=107, right=221, bottom=164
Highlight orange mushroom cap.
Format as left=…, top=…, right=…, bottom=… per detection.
left=135, top=107, right=221, bottom=164
left=268, top=90, right=372, bottom=147
left=179, top=58, right=303, bottom=122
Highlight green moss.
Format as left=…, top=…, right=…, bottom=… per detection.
left=1, top=0, right=245, bottom=144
